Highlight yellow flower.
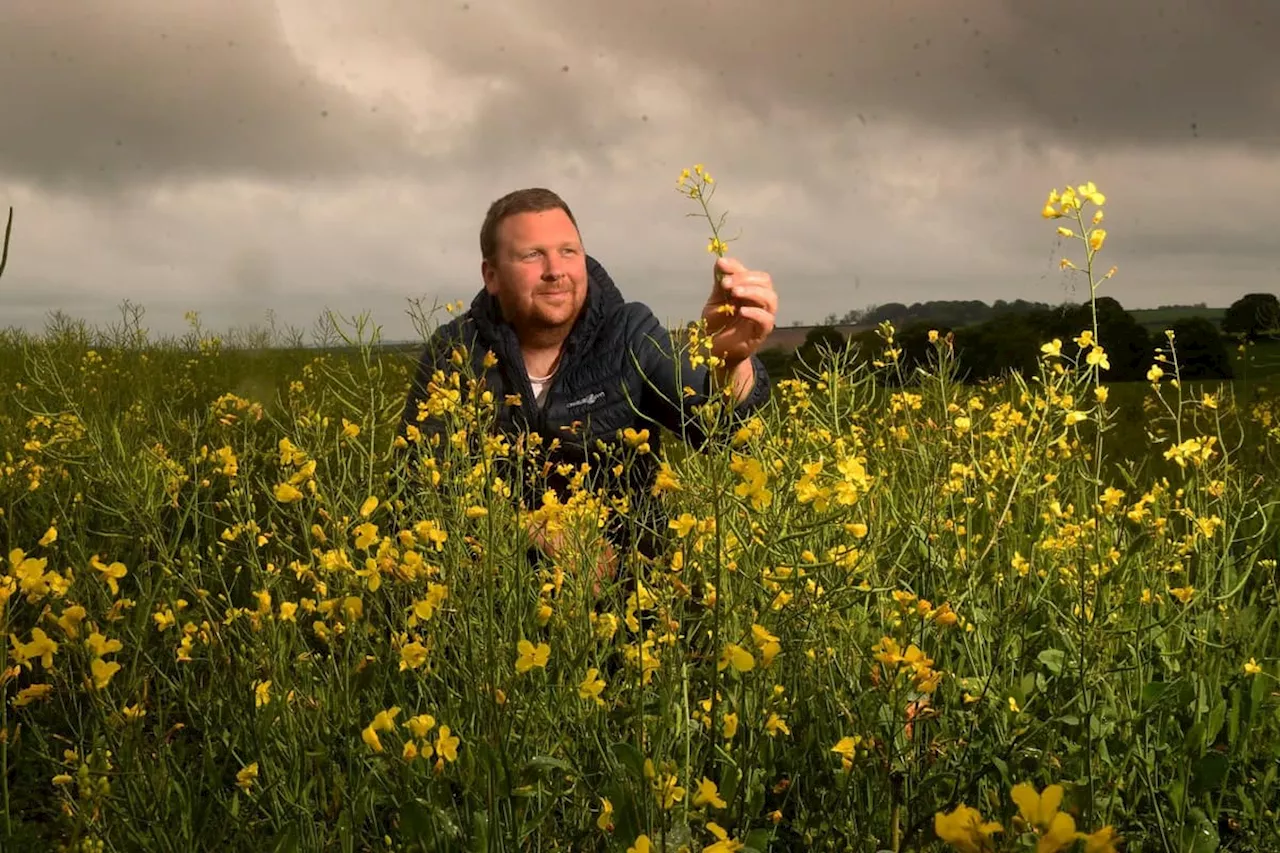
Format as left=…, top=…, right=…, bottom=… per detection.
left=57, top=605, right=87, bottom=638
left=353, top=522, right=379, bottom=551
left=89, top=555, right=128, bottom=596
left=653, top=773, right=686, bottom=810
left=435, top=725, right=459, bottom=762
left=596, top=797, right=615, bottom=832
left=704, top=822, right=743, bottom=853
left=90, top=658, right=122, bottom=690
left=515, top=639, right=550, bottom=674
left=751, top=624, right=781, bottom=667
left=933, top=803, right=1003, bottom=852
left=236, top=762, right=258, bottom=791
left=399, top=641, right=429, bottom=671
left=718, top=642, right=755, bottom=673
left=764, top=712, right=790, bottom=737
left=578, top=668, right=606, bottom=706
left=1077, top=181, right=1105, bottom=205
left=358, top=495, right=379, bottom=518
left=1010, top=782, right=1077, bottom=852
left=831, top=736, right=860, bottom=761
left=1081, top=826, right=1120, bottom=853
left=254, top=680, right=271, bottom=708
left=14, top=683, right=54, bottom=707
left=1244, top=658, right=1262, bottom=676
left=85, top=630, right=123, bottom=655
left=361, top=707, right=401, bottom=752
left=627, top=836, right=652, bottom=853
left=693, top=777, right=727, bottom=809
left=13, top=628, right=59, bottom=670
left=273, top=482, right=304, bottom=503
left=38, top=526, right=57, bottom=546
left=407, top=714, right=436, bottom=739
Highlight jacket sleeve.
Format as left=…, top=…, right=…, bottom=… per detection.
left=627, top=305, right=771, bottom=450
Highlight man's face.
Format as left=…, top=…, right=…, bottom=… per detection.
left=482, top=208, right=588, bottom=337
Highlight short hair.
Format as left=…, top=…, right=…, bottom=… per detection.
left=479, top=188, right=580, bottom=262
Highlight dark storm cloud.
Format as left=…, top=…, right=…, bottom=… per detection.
left=0, top=0, right=418, bottom=190
left=335, top=0, right=1278, bottom=154
left=546, top=0, right=1280, bottom=147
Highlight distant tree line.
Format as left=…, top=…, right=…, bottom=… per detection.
left=800, top=298, right=1058, bottom=329
left=763, top=292, right=1280, bottom=384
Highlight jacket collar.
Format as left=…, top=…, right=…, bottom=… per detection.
left=469, top=254, right=625, bottom=358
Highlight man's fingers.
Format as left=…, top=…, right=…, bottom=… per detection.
left=715, top=256, right=748, bottom=276
left=725, top=284, right=778, bottom=314
left=734, top=306, right=776, bottom=333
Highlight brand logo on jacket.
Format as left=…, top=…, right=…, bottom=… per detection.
left=566, top=391, right=605, bottom=410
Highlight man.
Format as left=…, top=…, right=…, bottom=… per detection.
left=397, top=187, right=777, bottom=581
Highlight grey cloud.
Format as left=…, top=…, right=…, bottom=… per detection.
left=333, top=0, right=1279, bottom=156
left=0, top=0, right=419, bottom=190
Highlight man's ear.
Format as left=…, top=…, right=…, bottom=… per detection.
left=481, top=259, right=498, bottom=295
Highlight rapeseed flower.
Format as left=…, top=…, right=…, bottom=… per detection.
left=234, top=762, right=258, bottom=792
left=515, top=640, right=550, bottom=674
left=934, top=803, right=1003, bottom=852
left=1010, top=782, right=1077, bottom=852
left=362, top=707, right=401, bottom=752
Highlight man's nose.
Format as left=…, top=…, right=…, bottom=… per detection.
left=542, top=257, right=566, bottom=281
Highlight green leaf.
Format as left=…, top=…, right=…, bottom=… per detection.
left=468, top=810, right=490, bottom=853
left=1185, top=720, right=1205, bottom=757
left=1141, top=681, right=1170, bottom=706
left=400, top=800, right=433, bottom=840
left=523, top=755, right=575, bottom=777
left=269, top=823, right=301, bottom=853
left=719, top=763, right=742, bottom=807
left=1228, top=686, right=1242, bottom=747
left=743, top=828, right=775, bottom=853
left=1037, top=648, right=1065, bottom=675
left=1204, top=700, right=1226, bottom=749
left=1191, top=751, right=1229, bottom=795
left=610, top=742, right=646, bottom=780
left=1179, top=807, right=1220, bottom=853
left=1250, top=669, right=1268, bottom=719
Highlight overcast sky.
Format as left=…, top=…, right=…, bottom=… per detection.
left=2, top=0, right=1277, bottom=341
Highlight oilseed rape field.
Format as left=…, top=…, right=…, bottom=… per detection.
left=2, top=181, right=1279, bottom=852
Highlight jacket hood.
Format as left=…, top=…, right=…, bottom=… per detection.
left=469, top=254, right=625, bottom=357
